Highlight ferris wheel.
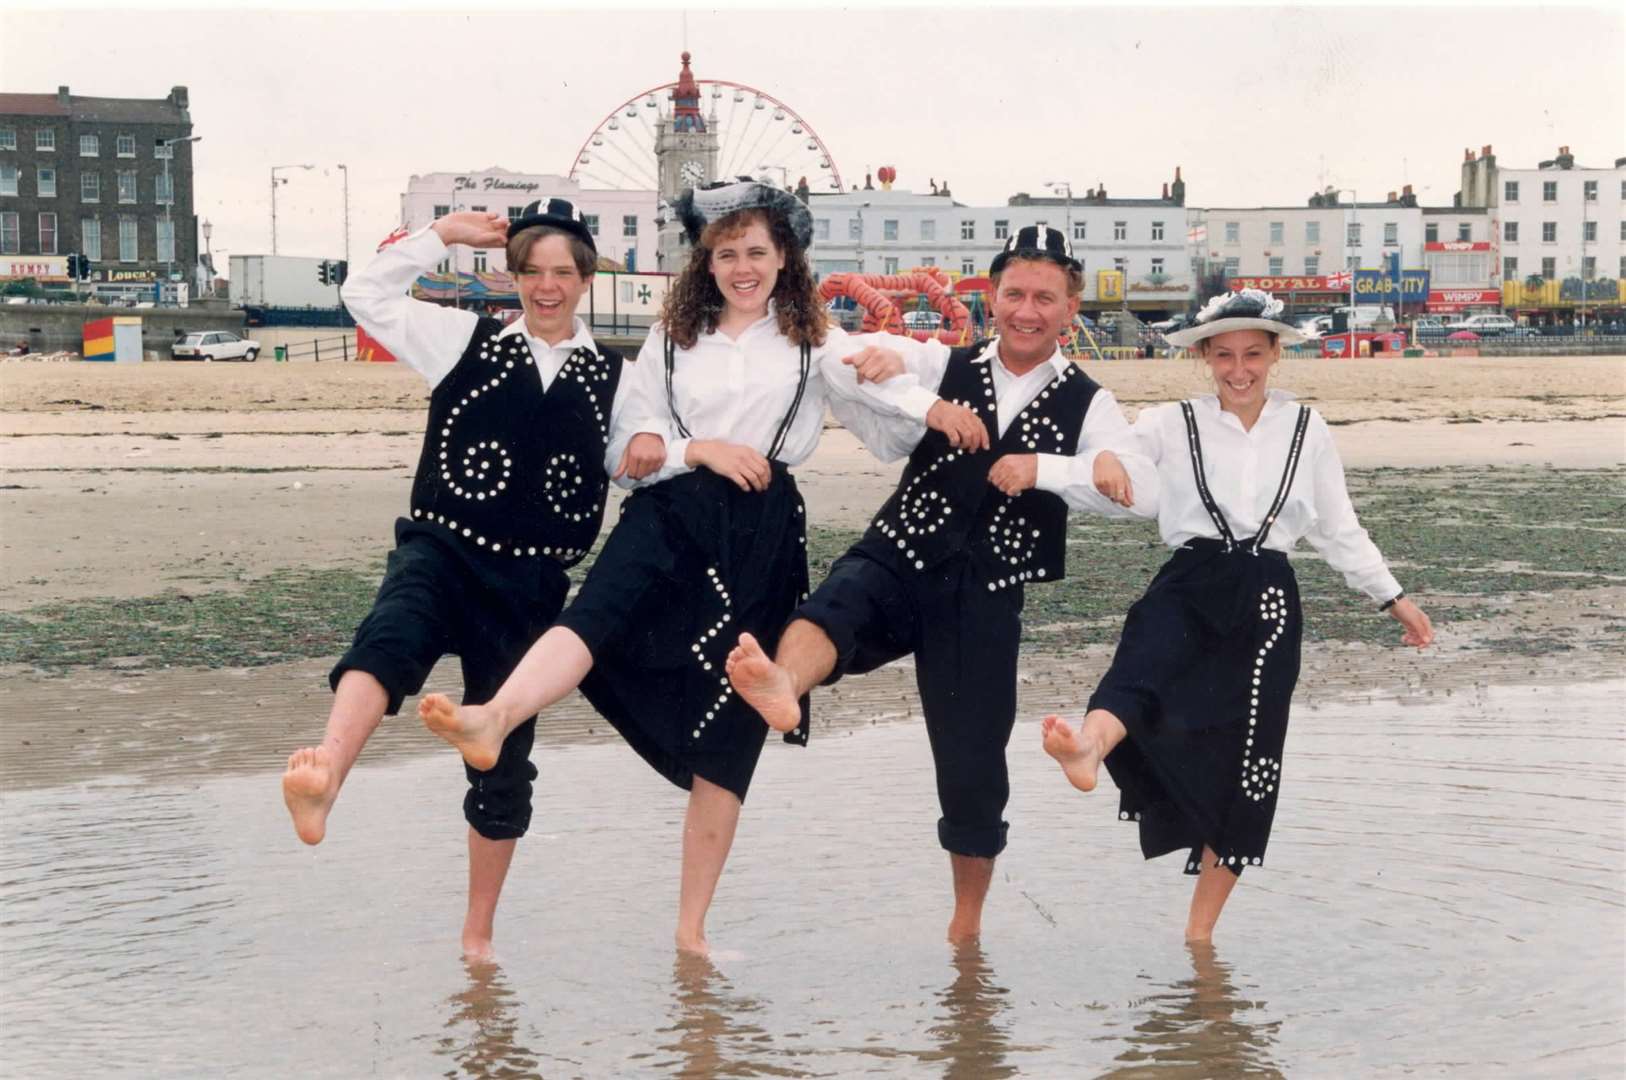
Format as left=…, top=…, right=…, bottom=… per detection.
left=568, top=78, right=845, bottom=195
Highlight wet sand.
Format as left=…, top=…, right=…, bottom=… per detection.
left=2, top=355, right=1625, bottom=1075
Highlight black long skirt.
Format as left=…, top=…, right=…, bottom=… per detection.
left=1088, top=538, right=1303, bottom=876
left=554, top=463, right=811, bottom=802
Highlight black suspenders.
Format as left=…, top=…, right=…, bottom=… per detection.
left=1180, top=401, right=1310, bottom=555
left=665, top=334, right=812, bottom=463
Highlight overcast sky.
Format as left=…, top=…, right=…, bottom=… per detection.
left=4, top=3, right=1621, bottom=269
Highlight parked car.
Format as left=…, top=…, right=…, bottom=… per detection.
left=1411, top=315, right=1449, bottom=338
left=901, top=310, right=944, bottom=332
left=172, top=331, right=261, bottom=362
left=1445, top=313, right=1517, bottom=337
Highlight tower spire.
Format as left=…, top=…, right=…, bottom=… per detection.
left=671, top=51, right=705, bottom=133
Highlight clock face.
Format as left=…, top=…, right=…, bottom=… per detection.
left=679, top=160, right=704, bottom=187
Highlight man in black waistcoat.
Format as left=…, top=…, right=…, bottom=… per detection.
left=280, top=200, right=665, bottom=960
left=726, top=226, right=1159, bottom=942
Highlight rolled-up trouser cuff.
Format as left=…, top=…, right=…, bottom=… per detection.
left=329, top=648, right=424, bottom=716
left=938, top=816, right=1009, bottom=859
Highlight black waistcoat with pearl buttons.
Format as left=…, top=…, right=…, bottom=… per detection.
left=858, top=344, right=1098, bottom=586
left=406, top=317, right=623, bottom=568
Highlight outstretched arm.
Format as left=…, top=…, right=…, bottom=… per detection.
left=340, top=212, right=506, bottom=389
left=821, top=329, right=963, bottom=462
left=993, top=390, right=1158, bottom=518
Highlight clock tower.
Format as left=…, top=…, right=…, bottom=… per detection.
left=655, top=51, right=719, bottom=271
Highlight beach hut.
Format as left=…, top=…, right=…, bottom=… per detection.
left=82, top=316, right=143, bottom=363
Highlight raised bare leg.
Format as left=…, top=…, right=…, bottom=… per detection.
left=421, top=626, right=594, bottom=770
left=1041, top=708, right=1128, bottom=793
left=675, top=776, right=743, bottom=956
left=462, top=828, right=517, bottom=961
left=1185, top=846, right=1241, bottom=942
left=282, top=669, right=389, bottom=844
left=946, top=853, right=994, bottom=944
left=726, top=620, right=836, bottom=732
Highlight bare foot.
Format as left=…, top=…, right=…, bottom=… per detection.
left=724, top=632, right=801, bottom=732
left=282, top=746, right=339, bottom=845
left=1041, top=714, right=1103, bottom=793
left=674, top=929, right=710, bottom=957
left=946, top=916, right=981, bottom=945
left=461, top=932, right=496, bottom=963
left=419, top=693, right=505, bottom=771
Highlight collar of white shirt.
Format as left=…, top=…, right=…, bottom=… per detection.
left=976, top=336, right=1069, bottom=383
left=1195, top=387, right=1299, bottom=428
left=496, top=315, right=595, bottom=356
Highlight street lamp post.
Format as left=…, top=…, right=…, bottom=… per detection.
left=161, top=135, right=201, bottom=298
left=854, top=201, right=869, bottom=275
left=1045, top=180, right=1074, bottom=240
left=336, top=163, right=351, bottom=269
left=1336, top=187, right=1358, bottom=342
left=270, top=164, right=315, bottom=255
left=200, top=218, right=213, bottom=297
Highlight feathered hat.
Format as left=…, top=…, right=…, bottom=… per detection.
left=672, top=177, right=814, bottom=251
left=1164, top=288, right=1307, bottom=347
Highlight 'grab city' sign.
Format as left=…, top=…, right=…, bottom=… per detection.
left=1354, top=270, right=1430, bottom=302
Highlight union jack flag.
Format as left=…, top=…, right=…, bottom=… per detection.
left=1326, top=270, right=1353, bottom=289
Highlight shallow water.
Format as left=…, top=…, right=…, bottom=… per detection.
left=2, top=680, right=1622, bottom=1078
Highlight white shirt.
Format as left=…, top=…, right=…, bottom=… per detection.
left=628, top=314, right=940, bottom=484
left=1134, top=390, right=1403, bottom=602
left=879, top=337, right=1158, bottom=520
left=339, top=225, right=657, bottom=485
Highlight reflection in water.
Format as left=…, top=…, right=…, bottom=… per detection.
left=435, top=959, right=543, bottom=1079
left=659, top=953, right=781, bottom=1077
left=1102, top=942, right=1281, bottom=1079
left=925, top=943, right=1017, bottom=1079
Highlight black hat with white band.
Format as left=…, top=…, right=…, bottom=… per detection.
left=990, top=224, right=1082, bottom=275
left=509, top=197, right=597, bottom=254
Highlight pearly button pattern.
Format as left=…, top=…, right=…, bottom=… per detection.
left=1240, top=585, right=1286, bottom=802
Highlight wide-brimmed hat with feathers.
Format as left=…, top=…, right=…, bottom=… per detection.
left=672, top=178, right=814, bottom=251
left=1164, top=288, right=1307, bottom=347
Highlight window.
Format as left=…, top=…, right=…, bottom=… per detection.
left=80, top=134, right=99, bottom=157
left=119, top=216, right=138, bottom=261
left=156, top=217, right=174, bottom=262
left=1223, top=256, right=1240, bottom=276
left=506, top=206, right=523, bottom=222
left=1072, top=220, right=1086, bottom=241
left=469, top=204, right=486, bottom=212
left=1267, top=256, right=1284, bottom=275
left=1542, top=222, right=1557, bottom=242
left=1502, top=256, right=1517, bottom=279
left=1542, top=181, right=1557, bottom=202
left=1224, top=221, right=1239, bottom=244
left=921, top=256, right=935, bottom=267
left=155, top=172, right=173, bottom=205
left=1383, top=222, right=1398, bottom=245
left=619, top=280, right=634, bottom=303
left=1113, top=256, right=1127, bottom=274
left=813, top=218, right=829, bottom=241
left=37, top=212, right=57, bottom=254
left=920, top=219, right=936, bottom=241
left=622, top=215, right=637, bottom=237
left=1347, top=222, right=1362, bottom=245
left=433, top=204, right=450, bottom=218
left=1113, top=220, right=1126, bottom=241
left=994, top=219, right=1009, bottom=240
left=848, top=217, right=861, bottom=240
left=0, top=212, right=16, bottom=254
left=960, top=219, right=974, bottom=240
left=1152, top=221, right=1165, bottom=241
left=961, top=258, right=975, bottom=275
left=1347, top=254, right=1360, bottom=271
left=82, top=217, right=101, bottom=261
left=1305, top=221, right=1320, bottom=243
left=37, top=167, right=55, bottom=198
left=1151, top=257, right=1165, bottom=275
left=472, top=250, right=486, bottom=272
left=117, top=134, right=136, bottom=157
left=1504, top=221, right=1518, bottom=242
left=1268, top=221, right=1283, bottom=244
left=1621, top=255, right=1626, bottom=279
left=882, top=219, right=898, bottom=241
left=1504, top=181, right=1519, bottom=202
left=0, top=129, right=13, bottom=151
left=1583, top=180, right=1597, bottom=201
left=35, top=128, right=54, bottom=151
left=117, top=171, right=137, bottom=204
left=1458, top=222, right=1472, bottom=242
left=1425, top=223, right=1438, bottom=242
left=582, top=213, right=599, bottom=237
left=1541, top=256, right=1555, bottom=280
left=435, top=258, right=449, bottom=274
left=81, top=173, right=99, bottom=202
left=1582, top=221, right=1597, bottom=242
left=1582, top=256, right=1596, bottom=279
left=883, top=256, right=898, bottom=274
left=1304, top=256, right=1319, bottom=276
left=0, top=164, right=15, bottom=197
left=1620, top=221, right=1626, bottom=242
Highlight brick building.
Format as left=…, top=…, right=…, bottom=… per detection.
left=0, top=85, right=197, bottom=292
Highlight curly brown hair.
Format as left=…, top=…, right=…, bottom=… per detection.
left=659, top=208, right=829, bottom=350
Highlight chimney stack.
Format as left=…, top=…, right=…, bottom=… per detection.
left=57, top=85, right=70, bottom=105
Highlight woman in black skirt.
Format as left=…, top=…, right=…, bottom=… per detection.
left=420, top=180, right=949, bottom=954
left=1041, top=289, right=1434, bottom=941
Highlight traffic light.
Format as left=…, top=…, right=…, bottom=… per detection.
left=332, top=260, right=348, bottom=285
left=317, top=260, right=331, bottom=285
left=66, top=253, right=82, bottom=280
